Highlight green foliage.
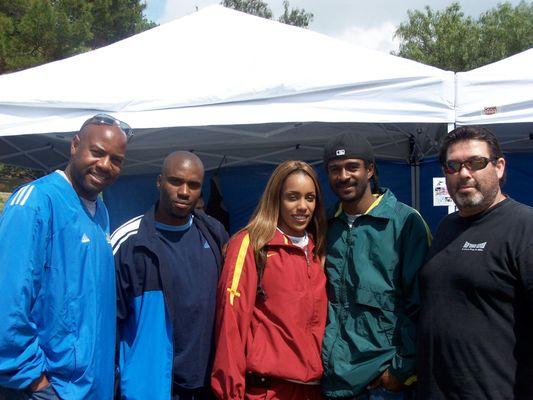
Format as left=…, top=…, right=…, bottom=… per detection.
left=477, top=2, right=533, bottom=65
left=394, top=1, right=533, bottom=71
left=90, top=0, right=156, bottom=48
left=278, top=0, right=313, bottom=28
left=0, top=0, right=155, bottom=74
left=0, top=163, right=42, bottom=192
left=221, top=0, right=313, bottom=27
left=222, top=0, right=273, bottom=19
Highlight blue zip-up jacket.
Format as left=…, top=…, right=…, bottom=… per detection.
left=0, top=172, right=116, bottom=399
left=111, top=206, right=228, bottom=400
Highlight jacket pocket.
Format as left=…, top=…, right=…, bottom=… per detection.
left=41, top=331, right=76, bottom=382
left=350, top=287, right=396, bottom=348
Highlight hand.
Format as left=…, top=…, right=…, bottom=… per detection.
left=29, top=373, right=50, bottom=392
left=367, top=369, right=405, bottom=392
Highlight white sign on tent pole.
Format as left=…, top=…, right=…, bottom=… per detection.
left=433, top=177, right=457, bottom=214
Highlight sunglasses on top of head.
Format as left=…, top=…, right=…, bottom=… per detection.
left=81, top=113, right=134, bottom=142
left=443, top=156, right=497, bottom=175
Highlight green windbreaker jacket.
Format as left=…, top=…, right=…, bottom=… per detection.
left=322, top=188, right=431, bottom=398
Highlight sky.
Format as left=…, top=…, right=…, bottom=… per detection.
left=143, top=0, right=526, bottom=53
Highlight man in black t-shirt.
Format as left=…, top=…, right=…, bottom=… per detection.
left=417, top=126, right=533, bottom=400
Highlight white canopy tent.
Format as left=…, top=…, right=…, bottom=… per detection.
left=0, top=5, right=454, bottom=177
left=455, top=48, right=533, bottom=152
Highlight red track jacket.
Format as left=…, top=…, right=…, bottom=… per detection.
left=211, top=229, right=327, bottom=400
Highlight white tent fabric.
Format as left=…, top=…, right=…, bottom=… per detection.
left=456, top=48, right=533, bottom=125
left=455, top=48, right=533, bottom=151
left=0, top=5, right=454, bottom=175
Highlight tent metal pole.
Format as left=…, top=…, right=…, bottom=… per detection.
left=410, top=164, right=420, bottom=211
left=0, top=144, right=52, bottom=161
left=205, top=147, right=297, bottom=169
left=195, top=151, right=280, bottom=168
left=0, top=138, right=49, bottom=171
left=408, top=134, right=421, bottom=210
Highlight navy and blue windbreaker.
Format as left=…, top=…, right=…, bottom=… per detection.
left=111, top=206, right=228, bottom=400
left=0, top=171, right=116, bottom=399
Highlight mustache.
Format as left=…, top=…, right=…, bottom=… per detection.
left=90, top=168, right=111, bottom=179
left=334, top=179, right=357, bottom=188
left=455, top=178, right=479, bottom=189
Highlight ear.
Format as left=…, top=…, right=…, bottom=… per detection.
left=494, top=157, right=505, bottom=180
left=70, top=134, right=80, bottom=156
left=156, top=174, right=162, bottom=190
left=366, top=163, right=375, bottom=180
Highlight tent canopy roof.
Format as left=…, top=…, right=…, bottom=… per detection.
left=0, top=5, right=454, bottom=136
left=456, top=48, right=533, bottom=125
left=0, top=5, right=455, bottom=174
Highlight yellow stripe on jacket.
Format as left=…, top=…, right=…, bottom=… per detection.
left=227, top=233, right=250, bottom=306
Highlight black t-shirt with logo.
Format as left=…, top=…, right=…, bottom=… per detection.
left=417, top=198, right=533, bottom=400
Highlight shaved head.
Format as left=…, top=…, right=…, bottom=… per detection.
left=162, top=151, right=204, bottom=178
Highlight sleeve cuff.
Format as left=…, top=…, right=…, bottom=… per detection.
left=389, top=353, right=415, bottom=384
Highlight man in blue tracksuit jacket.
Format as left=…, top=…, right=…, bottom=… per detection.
left=0, top=114, right=130, bottom=399
left=111, top=151, right=228, bottom=400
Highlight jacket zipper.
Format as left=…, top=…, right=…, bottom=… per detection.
left=326, top=221, right=352, bottom=372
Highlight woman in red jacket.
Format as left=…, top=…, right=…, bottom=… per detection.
left=211, top=160, right=328, bottom=400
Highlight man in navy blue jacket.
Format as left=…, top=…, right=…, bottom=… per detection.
left=111, top=151, right=229, bottom=400
left=0, top=114, right=130, bottom=399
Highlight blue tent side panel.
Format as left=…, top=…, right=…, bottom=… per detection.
left=504, top=153, right=533, bottom=207
left=104, top=172, right=214, bottom=231
left=105, top=160, right=412, bottom=234
left=104, top=173, right=158, bottom=230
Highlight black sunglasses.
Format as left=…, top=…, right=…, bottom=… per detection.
left=443, top=156, right=496, bottom=174
left=81, top=113, right=134, bottom=141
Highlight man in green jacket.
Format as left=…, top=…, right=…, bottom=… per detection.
left=321, top=132, right=430, bottom=400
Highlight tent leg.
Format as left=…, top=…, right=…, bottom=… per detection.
left=411, top=163, right=420, bottom=211
left=408, top=133, right=421, bottom=211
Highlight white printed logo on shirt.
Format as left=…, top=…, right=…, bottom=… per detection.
left=462, top=241, right=486, bottom=252
left=81, top=233, right=91, bottom=244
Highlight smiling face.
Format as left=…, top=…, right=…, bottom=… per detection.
left=156, top=153, right=204, bottom=226
left=445, top=139, right=505, bottom=217
left=66, top=124, right=127, bottom=200
left=277, top=171, right=317, bottom=237
left=326, top=158, right=374, bottom=213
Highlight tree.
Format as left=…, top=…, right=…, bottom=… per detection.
left=221, top=0, right=313, bottom=28
left=0, top=0, right=155, bottom=74
left=278, top=0, right=313, bottom=28
left=221, top=0, right=272, bottom=19
left=0, top=0, right=155, bottom=188
left=90, top=0, right=156, bottom=48
left=477, top=1, right=533, bottom=66
left=394, top=1, right=533, bottom=71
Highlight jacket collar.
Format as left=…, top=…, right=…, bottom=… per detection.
left=268, top=227, right=315, bottom=251
left=132, top=203, right=196, bottom=249
left=333, top=188, right=397, bottom=222
left=131, top=204, right=160, bottom=251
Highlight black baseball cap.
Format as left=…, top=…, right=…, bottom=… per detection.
left=323, top=132, right=375, bottom=166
